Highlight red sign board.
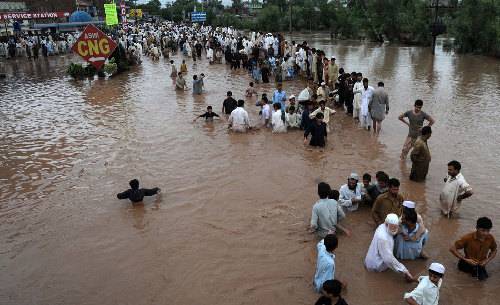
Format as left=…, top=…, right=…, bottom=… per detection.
left=120, top=1, right=127, bottom=25
left=0, top=12, right=70, bottom=21
left=71, top=24, right=118, bottom=70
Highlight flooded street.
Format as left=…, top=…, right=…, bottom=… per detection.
left=1, top=35, right=500, bottom=304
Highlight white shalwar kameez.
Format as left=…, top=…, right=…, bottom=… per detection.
left=360, top=85, right=374, bottom=129
left=404, top=276, right=441, bottom=305
left=207, top=48, right=214, bottom=63
left=439, top=173, right=472, bottom=216
left=272, top=110, right=287, bottom=133
left=365, top=223, right=408, bottom=273
left=229, top=107, right=250, bottom=132
left=353, top=81, right=363, bottom=118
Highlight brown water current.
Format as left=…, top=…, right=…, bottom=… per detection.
left=1, top=35, right=500, bottom=304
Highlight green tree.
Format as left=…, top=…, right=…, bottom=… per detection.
left=451, top=0, right=500, bottom=56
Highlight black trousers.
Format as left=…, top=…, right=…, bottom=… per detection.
left=458, top=259, right=489, bottom=281
left=345, top=95, right=354, bottom=114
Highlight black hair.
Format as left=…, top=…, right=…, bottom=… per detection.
left=328, top=189, right=340, bottom=201
left=389, top=178, right=400, bottom=188
left=318, top=182, right=331, bottom=199
left=170, top=60, right=174, bottom=64
left=363, top=173, right=372, bottom=181
left=448, top=160, right=461, bottom=171
left=129, top=179, right=139, bottom=190
left=415, top=99, right=424, bottom=107
left=262, top=96, right=268, bottom=104
left=316, top=112, right=324, bottom=119
left=207, top=106, right=212, bottom=110
left=375, top=171, right=386, bottom=179
left=322, top=279, right=342, bottom=297
left=421, top=126, right=432, bottom=135
left=477, top=217, right=493, bottom=230
left=193, top=75, right=197, bottom=80
left=237, top=99, right=245, bottom=107
left=249, top=82, right=254, bottom=86
left=378, top=81, right=384, bottom=87
left=363, top=78, right=369, bottom=83
left=376, top=171, right=390, bottom=183
left=324, top=234, right=338, bottom=252
left=319, top=100, right=326, bottom=105
left=273, top=103, right=281, bottom=110
left=227, top=91, right=232, bottom=96
left=339, top=68, right=344, bottom=74
left=405, top=209, right=418, bottom=224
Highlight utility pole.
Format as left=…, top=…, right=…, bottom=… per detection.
left=431, top=0, right=439, bottom=55
left=289, top=1, right=292, bottom=33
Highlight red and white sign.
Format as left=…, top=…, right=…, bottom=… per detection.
left=0, top=12, right=70, bottom=21
left=120, top=1, right=127, bottom=27
left=71, top=24, right=118, bottom=70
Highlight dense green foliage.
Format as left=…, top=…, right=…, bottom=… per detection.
left=134, top=0, right=499, bottom=56
left=449, top=0, right=499, bottom=56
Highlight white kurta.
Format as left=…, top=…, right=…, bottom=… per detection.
left=439, top=173, right=472, bottom=215
left=353, top=82, right=363, bottom=110
left=298, top=88, right=310, bottom=102
left=338, top=183, right=362, bottom=212
left=404, top=276, right=441, bottom=305
left=360, top=85, right=374, bottom=116
left=272, top=110, right=287, bottom=133
left=365, top=224, right=408, bottom=273
left=229, top=107, right=250, bottom=132
left=207, top=48, right=214, bottom=62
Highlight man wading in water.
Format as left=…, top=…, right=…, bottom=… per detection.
left=117, top=179, right=161, bottom=204
left=399, top=100, right=435, bottom=160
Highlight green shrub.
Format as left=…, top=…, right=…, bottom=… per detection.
left=104, top=62, right=118, bottom=76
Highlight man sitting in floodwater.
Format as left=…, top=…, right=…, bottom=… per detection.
left=117, top=179, right=161, bottom=203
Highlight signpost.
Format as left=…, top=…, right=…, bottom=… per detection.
left=104, top=3, right=118, bottom=26
left=0, top=12, right=69, bottom=20
left=120, top=1, right=127, bottom=28
left=191, top=12, right=206, bottom=23
left=71, top=24, right=117, bottom=70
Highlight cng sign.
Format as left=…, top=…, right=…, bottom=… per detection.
left=71, top=24, right=117, bottom=70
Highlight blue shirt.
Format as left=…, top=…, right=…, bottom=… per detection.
left=313, top=239, right=336, bottom=293
left=272, top=89, right=287, bottom=111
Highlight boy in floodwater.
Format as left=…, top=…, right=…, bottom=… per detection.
left=404, top=263, right=445, bottom=305
left=314, top=279, right=348, bottom=305
left=193, top=106, right=220, bottom=122
left=117, top=179, right=160, bottom=203
left=180, top=60, right=188, bottom=73
left=304, top=112, right=327, bottom=147
left=245, top=81, right=257, bottom=98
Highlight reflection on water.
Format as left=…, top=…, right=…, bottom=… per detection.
left=1, top=37, right=499, bottom=305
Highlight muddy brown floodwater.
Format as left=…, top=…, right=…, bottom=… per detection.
left=1, top=34, right=500, bottom=305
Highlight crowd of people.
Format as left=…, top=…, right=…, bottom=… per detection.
left=12, top=20, right=489, bottom=305
left=143, top=21, right=495, bottom=305
left=0, top=33, right=77, bottom=59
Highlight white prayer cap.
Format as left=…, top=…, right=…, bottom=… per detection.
left=402, top=201, right=416, bottom=209
left=348, top=173, right=359, bottom=181
left=429, top=262, right=445, bottom=275
left=289, top=95, right=296, bottom=100
left=321, top=82, right=326, bottom=86
left=385, top=213, right=399, bottom=225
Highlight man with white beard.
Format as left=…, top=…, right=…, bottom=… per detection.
left=365, top=213, right=415, bottom=281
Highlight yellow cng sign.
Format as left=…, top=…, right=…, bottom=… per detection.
left=104, top=3, right=118, bottom=26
